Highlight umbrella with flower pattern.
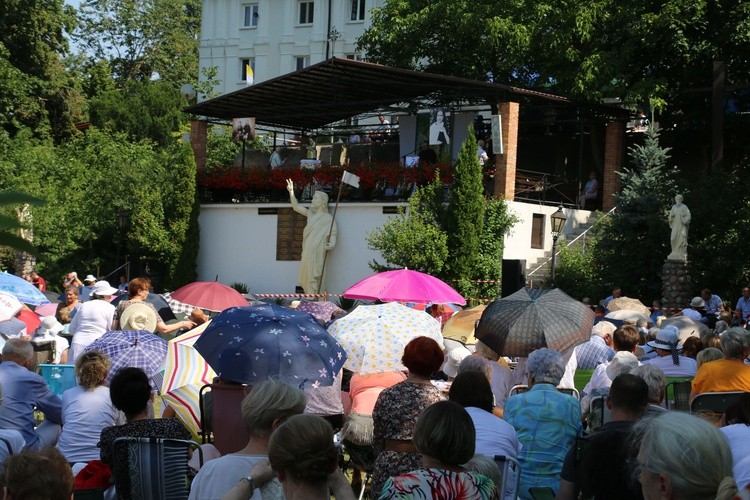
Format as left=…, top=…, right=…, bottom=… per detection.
left=327, top=301, right=443, bottom=374
left=193, top=304, right=347, bottom=388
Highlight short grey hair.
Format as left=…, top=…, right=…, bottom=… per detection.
left=631, top=364, right=666, bottom=404
left=634, top=412, right=736, bottom=499
left=464, top=454, right=501, bottom=492
left=474, top=340, right=500, bottom=361
left=241, top=380, right=306, bottom=437
left=720, top=328, right=746, bottom=360
left=697, top=347, right=723, bottom=368
left=2, top=338, right=33, bottom=363
left=457, top=355, right=492, bottom=381
left=526, top=348, right=564, bottom=386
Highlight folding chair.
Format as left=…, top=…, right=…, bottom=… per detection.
left=665, top=379, right=692, bottom=411
left=198, top=382, right=251, bottom=454
left=493, top=455, right=521, bottom=500
left=690, top=391, right=743, bottom=415
left=341, top=440, right=376, bottom=500
left=113, top=437, right=203, bottom=500
left=508, top=384, right=529, bottom=397
left=587, top=396, right=611, bottom=433
left=558, top=387, right=580, bottom=400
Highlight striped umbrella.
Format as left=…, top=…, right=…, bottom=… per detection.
left=161, top=321, right=215, bottom=439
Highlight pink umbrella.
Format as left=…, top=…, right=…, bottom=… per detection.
left=170, top=282, right=248, bottom=313
left=34, top=303, right=59, bottom=318
left=343, top=269, right=466, bottom=305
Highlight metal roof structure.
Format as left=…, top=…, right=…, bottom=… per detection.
left=185, top=57, right=630, bottom=131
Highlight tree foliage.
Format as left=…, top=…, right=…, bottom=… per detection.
left=0, top=130, right=198, bottom=290
left=359, top=0, right=750, bottom=116
left=75, top=0, right=201, bottom=86
left=590, top=127, right=681, bottom=302
left=444, top=125, right=484, bottom=279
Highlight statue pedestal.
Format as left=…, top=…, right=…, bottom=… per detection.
left=662, top=259, right=692, bottom=310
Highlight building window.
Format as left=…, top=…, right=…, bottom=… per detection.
left=298, top=1, right=314, bottom=25
left=241, top=58, right=255, bottom=82
left=296, top=56, right=310, bottom=71
left=243, top=4, right=259, bottom=27
left=345, top=53, right=364, bottom=61
left=350, top=0, right=365, bottom=21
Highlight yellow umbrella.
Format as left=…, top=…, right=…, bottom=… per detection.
left=442, top=305, right=486, bottom=345
left=161, top=321, right=215, bottom=440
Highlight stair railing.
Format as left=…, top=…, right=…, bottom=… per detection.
left=526, top=206, right=617, bottom=286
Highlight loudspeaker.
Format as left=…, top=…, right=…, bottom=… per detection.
left=502, top=259, right=526, bottom=297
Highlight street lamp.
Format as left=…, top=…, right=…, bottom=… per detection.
left=116, top=208, right=131, bottom=281
left=550, top=206, right=567, bottom=287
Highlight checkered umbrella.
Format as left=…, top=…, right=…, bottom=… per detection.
left=83, top=330, right=168, bottom=388
left=476, top=287, right=594, bottom=357
left=161, top=292, right=195, bottom=316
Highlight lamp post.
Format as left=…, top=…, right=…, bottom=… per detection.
left=116, top=208, right=131, bottom=281
left=550, top=206, right=567, bottom=287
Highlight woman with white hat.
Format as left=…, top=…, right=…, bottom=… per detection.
left=68, top=280, right=118, bottom=362
left=642, top=325, right=697, bottom=377
left=32, top=317, right=69, bottom=364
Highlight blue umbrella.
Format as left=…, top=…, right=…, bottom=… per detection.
left=194, top=304, right=347, bottom=388
left=0, top=272, right=50, bottom=306
left=83, top=330, right=167, bottom=388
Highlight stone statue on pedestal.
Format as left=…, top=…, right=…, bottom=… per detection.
left=287, top=179, right=337, bottom=295
left=667, top=194, right=690, bottom=261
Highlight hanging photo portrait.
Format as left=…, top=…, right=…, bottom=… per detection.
left=429, top=108, right=451, bottom=147
left=232, top=117, right=256, bottom=142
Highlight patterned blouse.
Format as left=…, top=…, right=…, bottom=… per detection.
left=371, top=381, right=446, bottom=496
left=99, top=418, right=190, bottom=500
left=378, top=468, right=497, bottom=499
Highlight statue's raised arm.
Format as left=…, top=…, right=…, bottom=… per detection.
left=286, top=179, right=307, bottom=217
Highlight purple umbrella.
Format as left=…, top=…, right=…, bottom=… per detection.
left=296, top=301, right=345, bottom=323
left=83, top=330, right=167, bottom=388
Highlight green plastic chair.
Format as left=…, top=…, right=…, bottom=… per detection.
left=574, top=369, right=595, bottom=392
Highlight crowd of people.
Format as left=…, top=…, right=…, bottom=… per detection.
left=2, top=275, right=750, bottom=499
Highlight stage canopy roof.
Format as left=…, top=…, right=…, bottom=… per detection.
left=185, top=57, right=630, bottom=131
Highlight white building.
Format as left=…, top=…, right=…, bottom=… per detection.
left=199, top=0, right=383, bottom=96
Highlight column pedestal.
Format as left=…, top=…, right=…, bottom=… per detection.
left=661, top=259, right=691, bottom=310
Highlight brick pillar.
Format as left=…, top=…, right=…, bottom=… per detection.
left=602, top=120, right=625, bottom=211
left=190, top=120, right=208, bottom=170
left=493, top=101, right=520, bottom=200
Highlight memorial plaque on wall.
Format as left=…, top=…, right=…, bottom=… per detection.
left=276, top=208, right=306, bottom=260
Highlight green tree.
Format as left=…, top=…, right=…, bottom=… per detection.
left=89, top=80, right=184, bottom=146
left=444, top=125, right=484, bottom=279
left=591, top=127, right=681, bottom=302
left=367, top=173, right=448, bottom=273
left=75, top=0, right=201, bottom=86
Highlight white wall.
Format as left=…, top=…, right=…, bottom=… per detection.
left=198, top=200, right=592, bottom=295
left=198, top=202, right=404, bottom=294
left=503, top=201, right=592, bottom=263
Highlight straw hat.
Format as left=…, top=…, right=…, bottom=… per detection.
left=120, top=303, right=158, bottom=333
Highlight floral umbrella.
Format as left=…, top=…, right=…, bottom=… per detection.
left=194, top=304, right=347, bottom=388
left=327, top=301, right=443, bottom=374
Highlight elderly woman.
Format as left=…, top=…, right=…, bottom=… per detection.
left=58, top=351, right=119, bottom=465
left=631, top=364, right=668, bottom=415
left=190, top=380, right=306, bottom=499
left=68, top=281, right=118, bottom=361
left=370, top=336, right=446, bottom=496
left=503, top=348, right=582, bottom=499
left=99, top=367, right=190, bottom=499
left=379, top=401, right=496, bottom=499
left=635, top=412, right=737, bottom=499
left=449, top=371, right=520, bottom=460
left=691, top=327, right=750, bottom=399
left=112, top=277, right=194, bottom=335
